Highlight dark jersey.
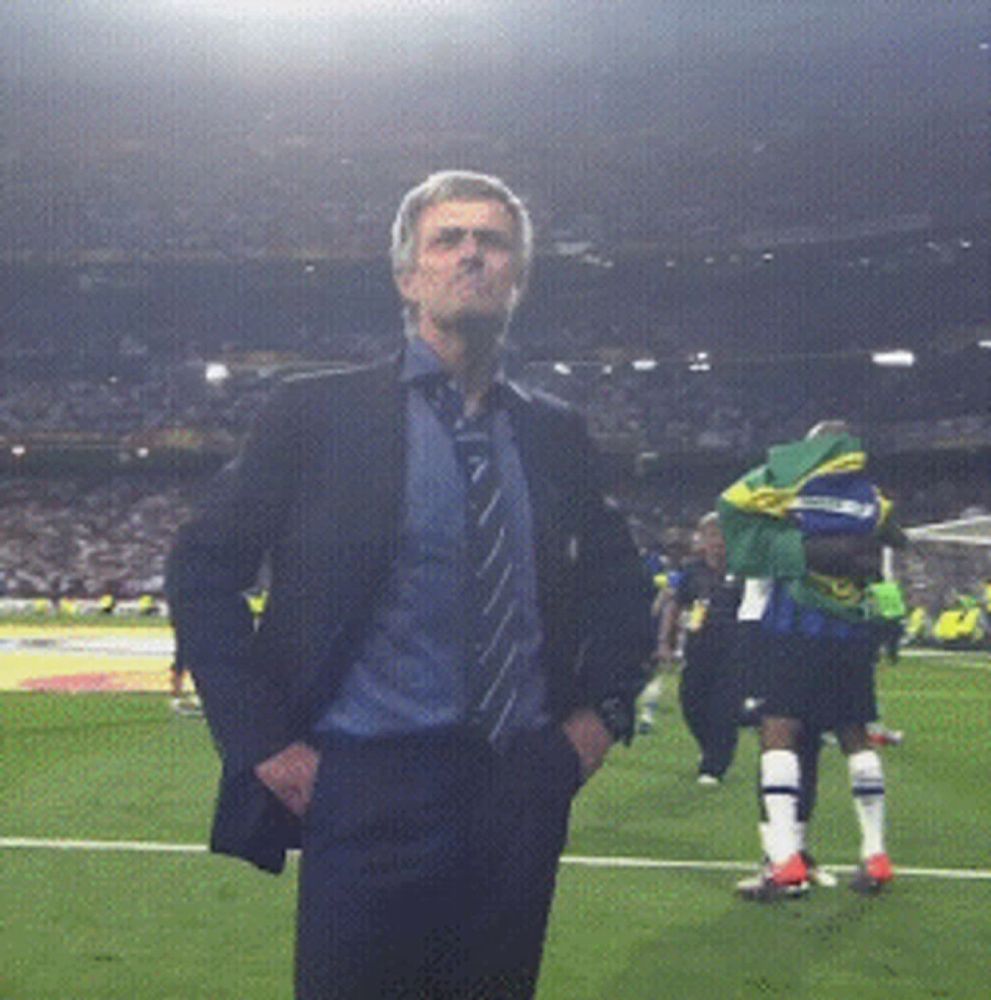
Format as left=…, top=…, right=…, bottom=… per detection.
left=674, top=559, right=742, bottom=651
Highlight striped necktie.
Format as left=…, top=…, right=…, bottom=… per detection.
left=422, top=375, right=522, bottom=747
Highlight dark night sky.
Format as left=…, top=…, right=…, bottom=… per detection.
left=4, top=2, right=987, bottom=127
left=3, top=2, right=988, bottom=257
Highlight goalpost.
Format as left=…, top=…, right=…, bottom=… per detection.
left=893, top=514, right=991, bottom=615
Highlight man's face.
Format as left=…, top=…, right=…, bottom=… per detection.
left=397, top=199, right=523, bottom=340
left=699, top=523, right=726, bottom=565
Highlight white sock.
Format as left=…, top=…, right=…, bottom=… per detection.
left=760, top=819, right=807, bottom=860
left=849, top=749, right=886, bottom=859
left=758, top=821, right=771, bottom=858
left=760, top=750, right=801, bottom=864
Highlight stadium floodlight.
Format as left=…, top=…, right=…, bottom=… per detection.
left=204, top=362, right=231, bottom=384
left=688, top=351, right=711, bottom=373
left=978, top=339, right=991, bottom=350
left=11, top=444, right=26, bottom=457
left=552, top=362, right=573, bottom=376
left=871, top=350, right=915, bottom=368
left=632, top=359, right=658, bottom=372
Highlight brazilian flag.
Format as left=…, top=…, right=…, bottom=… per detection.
left=717, top=432, right=894, bottom=622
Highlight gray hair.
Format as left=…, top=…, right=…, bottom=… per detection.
left=390, top=170, right=534, bottom=281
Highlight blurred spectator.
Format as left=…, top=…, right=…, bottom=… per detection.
left=0, top=477, right=194, bottom=598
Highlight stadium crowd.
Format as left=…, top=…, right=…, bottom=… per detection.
left=2, top=307, right=989, bottom=604
left=0, top=476, right=194, bottom=600
left=3, top=335, right=989, bottom=453
left=2, top=238, right=988, bottom=608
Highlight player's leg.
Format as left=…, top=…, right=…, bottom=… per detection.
left=169, top=662, right=183, bottom=701
left=755, top=625, right=809, bottom=868
left=678, top=653, right=710, bottom=774
left=738, top=713, right=809, bottom=900
left=738, top=620, right=813, bottom=899
left=836, top=629, right=893, bottom=893
left=637, top=671, right=664, bottom=734
left=793, top=726, right=838, bottom=887
left=758, top=715, right=805, bottom=864
left=698, top=642, right=741, bottom=782
left=839, top=723, right=893, bottom=893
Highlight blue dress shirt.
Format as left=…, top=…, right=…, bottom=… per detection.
left=317, top=337, right=547, bottom=739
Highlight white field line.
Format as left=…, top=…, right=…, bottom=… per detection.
left=562, top=854, right=991, bottom=881
left=1, top=837, right=209, bottom=854
left=900, top=649, right=991, bottom=669
left=2, top=836, right=990, bottom=882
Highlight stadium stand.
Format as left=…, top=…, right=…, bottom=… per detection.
left=1, top=223, right=988, bottom=607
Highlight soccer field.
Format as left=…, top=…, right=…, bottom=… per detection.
left=3, top=648, right=989, bottom=999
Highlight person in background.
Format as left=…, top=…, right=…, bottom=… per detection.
left=168, top=631, right=202, bottom=717
left=655, top=512, right=742, bottom=784
left=868, top=577, right=907, bottom=664
left=637, top=569, right=675, bottom=734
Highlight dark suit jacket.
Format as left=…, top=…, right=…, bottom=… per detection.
left=166, top=355, right=653, bottom=873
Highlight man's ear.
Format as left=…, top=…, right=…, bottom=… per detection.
left=510, top=256, right=530, bottom=309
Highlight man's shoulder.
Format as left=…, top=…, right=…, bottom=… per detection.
left=281, top=356, right=399, bottom=394
left=504, top=378, right=584, bottom=431
left=270, top=356, right=401, bottom=416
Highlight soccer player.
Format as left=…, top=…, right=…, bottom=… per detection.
left=719, top=420, right=906, bottom=899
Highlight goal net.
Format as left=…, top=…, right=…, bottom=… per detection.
left=895, top=514, right=991, bottom=612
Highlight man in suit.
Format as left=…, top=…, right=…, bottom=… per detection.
left=166, top=170, right=653, bottom=999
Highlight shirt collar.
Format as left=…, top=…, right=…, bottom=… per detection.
left=400, top=335, right=447, bottom=384
left=401, top=335, right=511, bottom=410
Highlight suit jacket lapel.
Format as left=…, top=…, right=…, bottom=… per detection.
left=503, top=383, right=563, bottom=577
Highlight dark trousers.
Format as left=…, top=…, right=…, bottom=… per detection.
left=295, top=725, right=580, bottom=1000
left=678, top=635, right=741, bottom=779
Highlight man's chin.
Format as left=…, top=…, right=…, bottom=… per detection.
left=441, top=308, right=510, bottom=346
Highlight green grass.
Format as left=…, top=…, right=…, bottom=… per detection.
left=0, top=614, right=171, bottom=629
left=2, top=652, right=990, bottom=999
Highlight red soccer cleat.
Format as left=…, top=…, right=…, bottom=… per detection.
left=851, top=852, right=894, bottom=894
left=738, top=852, right=810, bottom=902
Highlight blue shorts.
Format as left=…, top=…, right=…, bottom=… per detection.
left=754, top=586, right=880, bottom=729
left=755, top=628, right=879, bottom=729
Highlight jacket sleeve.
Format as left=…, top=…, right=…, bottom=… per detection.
left=570, top=416, right=655, bottom=737
left=165, top=380, right=303, bottom=771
